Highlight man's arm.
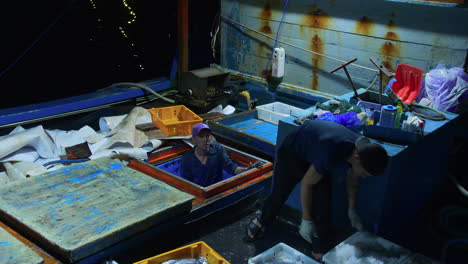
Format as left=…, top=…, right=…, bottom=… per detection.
left=301, top=164, right=323, bottom=221
left=347, top=170, right=364, bottom=231
left=347, top=170, right=361, bottom=209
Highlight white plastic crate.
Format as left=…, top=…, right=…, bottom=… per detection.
left=257, top=102, right=304, bottom=125
left=248, top=243, right=320, bottom=264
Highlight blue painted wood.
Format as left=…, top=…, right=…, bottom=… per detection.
left=0, top=78, right=171, bottom=127
left=221, top=0, right=468, bottom=97
left=0, top=157, right=194, bottom=263
left=240, top=121, right=278, bottom=143
left=208, top=110, right=279, bottom=157
left=0, top=227, right=43, bottom=264
left=276, top=89, right=460, bottom=248
left=77, top=175, right=268, bottom=264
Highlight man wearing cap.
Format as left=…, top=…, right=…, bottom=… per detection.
left=180, top=123, right=251, bottom=187
left=244, top=119, right=388, bottom=260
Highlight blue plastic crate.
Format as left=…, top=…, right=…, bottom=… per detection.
left=357, top=100, right=382, bottom=123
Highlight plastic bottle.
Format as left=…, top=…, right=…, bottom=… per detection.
left=379, top=105, right=397, bottom=128
left=395, top=104, right=403, bottom=128
left=366, top=108, right=375, bottom=125
left=272, top=47, right=285, bottom=78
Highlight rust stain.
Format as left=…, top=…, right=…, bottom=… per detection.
left=302, top=5, right=332, bottom=29
left=262, top=69, right=271, bottom=81
left=355, top=16, right=374, bottom=35
left=310, top=34, right=323, bottom=91
left=380, top=18, right=400, bottom=77
left=257, top=1, right=272, bottom=77
left=259, top=2, right=272, bottom=19
left=258, top=2, right=272, bottom=34
left=384, top=31, right=399, bottom=40
left=300, top=25, right=305, bottom=35
left=380, top=40, right=401, bottom=79
left=260, top=22, right=272, bottom=34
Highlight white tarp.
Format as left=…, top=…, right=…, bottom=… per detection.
left=0, top=107, right=165, bottom=183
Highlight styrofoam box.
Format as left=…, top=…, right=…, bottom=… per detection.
left=323, top=232, right=411, bottom=264
left=248, top=242, right=320, bottom=264
left=257, top=102, right=305, bottom=125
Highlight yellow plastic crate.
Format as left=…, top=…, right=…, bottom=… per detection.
left=148, top=105, right=202, bottom=136
left=133, top=241, right=230, bottom=264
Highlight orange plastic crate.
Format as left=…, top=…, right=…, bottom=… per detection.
left=148, top=105, right=202, bottom=136
left=133, top=241, right=230, bottom=264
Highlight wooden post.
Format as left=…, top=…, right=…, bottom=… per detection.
left=177, top=0, right=189, bottom=76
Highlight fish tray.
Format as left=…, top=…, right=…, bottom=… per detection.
left=149, top=105, right=202, bottom=136
left=133, top=241, right=230, bottom=264
left=256, top=102, right=305, bottom=125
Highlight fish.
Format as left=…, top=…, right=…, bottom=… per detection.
left=161, top=256, right=208, bottom=264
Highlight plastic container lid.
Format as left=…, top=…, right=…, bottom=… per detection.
left=382, top=105, right=397, bottom=112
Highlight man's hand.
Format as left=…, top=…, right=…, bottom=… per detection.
left=235, top=161, right=264, bottom=174
left=299, top=219, right=319, bottom=243
left=348, top=208, right=364, bottom=231
left=248, top=161, right=263, bottom=169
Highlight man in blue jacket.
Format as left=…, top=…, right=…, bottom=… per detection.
left=244, top=119, right=389, bottom=260
left=180, top=123, right=250, bottom=187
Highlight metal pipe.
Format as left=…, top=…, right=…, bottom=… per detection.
left=343, top=67, right=361, bottom=101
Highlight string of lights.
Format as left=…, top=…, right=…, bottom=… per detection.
left=88, top=0, right=145, bottom=72
left=119, top=0, right=144, bottom=71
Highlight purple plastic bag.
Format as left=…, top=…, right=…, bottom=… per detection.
left=316, top=112, right=336, bottom=122
left=335, top=112, right=361, bottom=127
left=316, top=111, right=360, bottom=128
left=424, top=65, right=468, bottom=112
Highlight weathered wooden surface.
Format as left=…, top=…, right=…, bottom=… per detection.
left=221, top=0, right=468, bottom=96
left=0, top=226, right=44, bottom=264
left=0, top=157, right=194, bottom=262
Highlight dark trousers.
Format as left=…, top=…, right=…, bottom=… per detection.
left=258, top=135, right=333, bottom=253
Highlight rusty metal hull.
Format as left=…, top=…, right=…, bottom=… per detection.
left=221, top=0, right=468, bottom=96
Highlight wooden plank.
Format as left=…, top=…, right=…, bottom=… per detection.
left=0, top=225, right=44, bottom=264
left=0, top=158, right=194, bottom=263
left=0, top=222, right=60, bottom=264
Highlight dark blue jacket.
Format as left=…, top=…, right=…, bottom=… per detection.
left=287, top=120, right=358, bottom=177
left=180, top=142, right=238, bottom=187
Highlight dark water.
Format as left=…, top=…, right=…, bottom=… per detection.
left=1, top=1, right=218, bottom=109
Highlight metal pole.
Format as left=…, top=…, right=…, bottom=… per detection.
left=342, top=66, right=360, bottom=100
left=379, top=71, right=383, bottom=105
